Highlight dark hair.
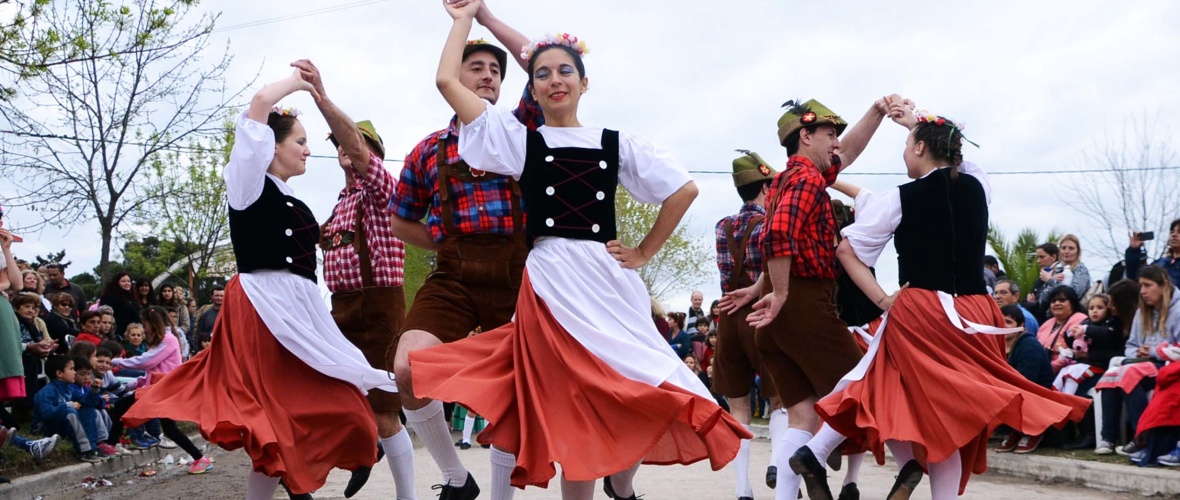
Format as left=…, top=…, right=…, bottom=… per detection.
left=1107, top=279, right=1141, bottom=337
left=695, top=320, right=710, bottom=330
left=996, top=279, right=1021, bottom=296
left=666, top=311, right=686, bottom=331
left=95, top=347, right=114, bottom=359
left=463, top=44, right=508, bottom=82
left=983, top=255, right=999, bottom=267
left=911, top=120, right=964, bottom=179
left=100, top=272, right=134, bottom=302
left=1047, top=285, right=1083, bottom=318
left=140, top=306, right=172, bottom=348
left=736, top=180, right=772, bottom=202
left=1171, top=218, right=1180, bottom=233
left=12, top=292, right=40, bottom=310
left=68, top=340, right=97, bottom=360
left=133, top=277, right=156, bottom=306
left=267, top=112, right=300, bottom=143
left=79, top=310, right=102, bottom=326
left=1138, top=265, right=1175, bottom=334
left=72, top=355, right=93, bottom=372
left=999, top=305, right=1025, bottom=330
left=784, top=125, right=820, bottom=156
left=1037, top=242, right=1059, bottom=258
left=212, top=284, right=225, bottom=292
left=46, top=355, right=72, bottom=380
left=99, top=340, right=125, bottom=358
left=526, top=45, right=586, bottom=90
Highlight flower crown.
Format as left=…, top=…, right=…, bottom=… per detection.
left=271, top=106, right=300, bottom=118
left=467, top=38, right=491, bottom=46
left=521, top=33, right=588, bottom=62
left=914, top=109, right=979, bottom=147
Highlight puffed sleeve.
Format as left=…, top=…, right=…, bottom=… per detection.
left=959, top=161, right=992, bottom=205
left=225, top=111, right=277, bottom=210
left=457, top=101, right=528, bottom=179
left=617, top=132, right=693, bottom=204
left=840, top=188, right=902, bottom=268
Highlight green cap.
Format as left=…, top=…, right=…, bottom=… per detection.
left=327, top=120, right=385, bottom=160
left=776, top=99, right=848, bottom=146
left=732, top=149, right=777, bottom=188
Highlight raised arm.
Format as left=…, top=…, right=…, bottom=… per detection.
left=830, top=179, right=862, bottom=199
left=438, top=0, right=490, bottom=125
left=292, top=59, right=370, bottom=176
left=476, top=1, right=530, bottom=71
left=246, top=70, right=319, bottom=125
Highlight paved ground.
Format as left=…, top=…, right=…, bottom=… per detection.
left=45, top=438, right=1142, bottom=499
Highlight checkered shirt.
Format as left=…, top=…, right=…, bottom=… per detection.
left=715, top=202, right=767, bottom=293
left=391, top=88, right=544, bottom=242
left=759, top=154, right=842, bottom=279
left=323, top=152, right=406, bottom=292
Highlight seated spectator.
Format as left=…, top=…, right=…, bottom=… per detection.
left=66, top=340, right=97, bottom=367
left=1132, top=356, right=1180, bottom=466
left=13, top=292, right=56, bottom=404
left=74, top=311, right=104, bottom=347
left=997, top=304, right=1053, bottom=454
left=69, top=356, right=115, bottom=459
left=1035, top=285, right=1087, bottom=374
left=43, top=293, right=79, bottom=353
left=993, top=279, right=1039, bottom=334
left=1058, top=234, right=1092, bottom=299
left=1125, top=218, right=1180, bottom=286
left=20, top=270, right=51, bottom=314
left=1023, top=242, right=1061, bottom=322
left=97, top=306, right=116, bottom=341
left=1094, top=265, right=1180, bottom=456
left=0, top=425, right=60, bottom=464
left=32, top=356, right=103, bottom=462
left=122, top=323, right=148, bottom=357
left=666, top=312, right=691, bottom=359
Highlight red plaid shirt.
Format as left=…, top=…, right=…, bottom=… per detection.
left=760, top=155, right=841, bottom=279
left=391, top=89, right=543, bottom=242
left=323, top=152, right=405, bottom=292
left=715, top=202, right=766, bottom=293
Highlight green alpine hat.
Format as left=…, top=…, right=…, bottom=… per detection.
left=732, top=149, right=777, bottom=188
left=776, top=99, right=848, bottom=146
left=463, top=39, right=509, bottom=82
left=327, top=120, right=385, bottom=160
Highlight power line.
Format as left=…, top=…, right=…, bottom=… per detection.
left=210, top=0, right=391, bottom=33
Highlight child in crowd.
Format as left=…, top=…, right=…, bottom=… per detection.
left=70, top=356, right=116, bottom=458
left=691, top=318, right=711, bottom=367
left=997, top=305, right=1055, bottom=453
left=1074, top=295, right=1115, bottom=354
left=122, top=323, right=148, bottom=357
left=33, top=356, right=103, bottom=462
left=95, top=344, right=159, bottom=449
left=74, top=311, right=104, bottom=347
left=194, top=332, right=212, bottom=354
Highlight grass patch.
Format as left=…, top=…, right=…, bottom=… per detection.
left=0, top=434, right=81, bottom=480
left=1032, top=447, right=1138, bottom=466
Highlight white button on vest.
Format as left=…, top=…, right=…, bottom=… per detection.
left=591, top=224, right=600, bottom=233
left=545, top=218, right=555, bottom=227
left=286, top=201, right=294, bottom=207
left=285, top=257, right=293, bottom=263
left=285, top=229, right=293, bottom=236
left=545, top=155, right=555, bottom=162
left=596, top=191, right=605, bottom=201
left=599, top=161, right=608, bottom=169
left=546, top=186, right=555, bottom=196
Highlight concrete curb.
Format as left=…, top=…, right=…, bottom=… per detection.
left=750, top=424, right=1180, bottom=496
left=0, top=436, right=207, bottom=499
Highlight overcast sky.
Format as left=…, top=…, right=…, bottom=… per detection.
left=5, top=0, right=1180, bottom=312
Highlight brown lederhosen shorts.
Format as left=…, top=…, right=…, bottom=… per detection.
left=712, top=302, right=776, bottom=399
left=331, top=286, right=405, bottom=413
left=755, top=276, right=862, bottom=408
left=398, top=234, right=528, bottom=346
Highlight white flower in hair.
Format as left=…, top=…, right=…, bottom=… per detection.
left=521, top=32, right=590, bottom=62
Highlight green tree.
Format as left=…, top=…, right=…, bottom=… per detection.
left=0, top=0, right=248, bottom=283
left=614, top=190, right=710, bottom=300
left=31, top=249, right=68, bottom=269
left=987, top=224, right=1060, bottom=297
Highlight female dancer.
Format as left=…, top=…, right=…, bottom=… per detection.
left=791, top=102, right=1090, bottom=499
left=408, top=2, right=749, bottom=499
left=123, top=68, right=397, bottom=499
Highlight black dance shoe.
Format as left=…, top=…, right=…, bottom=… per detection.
left=603, top=475, right=641, bottom=500
left=431, top=472, right=480, bottom=500
left=766, top=465, right=777, bottom=488
left=343, top=466, right=372, bottom=498
left=788, top=446, right=833, bottom=500
left=837, top=482, right=859, bottom=500
left=886, top=460, right=924, bottom=500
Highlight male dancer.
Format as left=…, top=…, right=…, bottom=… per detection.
left=300, top=60, right=411, bottom=500
left=725, top=98, right=889, bottom=500
left=713, top=150, right=783, bottom=500
left=389, top=3, right=539, bottom=499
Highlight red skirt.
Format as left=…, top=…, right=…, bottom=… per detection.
left=409, top=272, right=751, bottom=488
left=816, top=289, right=1089, bottom=495
left=123, top=276, right=378, bottom=495
left=1137, top=362, right=1180, bottom=437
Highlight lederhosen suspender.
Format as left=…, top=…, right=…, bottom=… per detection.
left=435, top=135, right=524, bottom=239
left=724, top=214, right=765, bottom=292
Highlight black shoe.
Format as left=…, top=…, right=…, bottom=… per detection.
left=837, top=482, right=859, bottom=500
left=886, top=460, right=924, bottom=500
left=455, top=439, right=464, bottom=447
left=739, top=497, right=754, bottom=500
left=459, top=441, right=472, bottom=450
left=431, top=472, right=480, bottom=500
left=1063, top=434, right=1096, bottom=451
left=766, top=465, right=777, bottom=489
left=788, top=446, right=833, bottom=500
left=826, top=451, right=842, bottom=471
left=603, top=475, right=640, bottom=500
left=281, top=478, right=314, bottom=500
left=343, top=466, right=372, bottom=498
left=480, top=443, right=491, bottom=449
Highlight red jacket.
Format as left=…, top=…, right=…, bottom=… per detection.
left=74, top=332, right=103, bottom=347
left=1136, top=361, right=1180, bottom=437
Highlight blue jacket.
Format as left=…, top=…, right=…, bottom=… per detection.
left=1019, top=305, right=1040, bottom=336
left=33, top=379, right=78, bottom=428
left=68, top=383, right=106, bottom=409
left=1125, top=247, right=1180, bottom=286
left=668, top=329, right=692, bottom=359
left=1007, top=332, right=1054, bottom=389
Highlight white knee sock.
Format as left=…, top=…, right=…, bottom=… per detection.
left=806, top=423, right=846, bottom=465
left=462, top=414, right=476, bottom=444
left=734, top=429, right=753, bottom=498
left=768, top=408, right=788, bottom=468
left=405, top=400, right=469, bottom=486
left=380, top=427, right=418, bottom=500
left=560, top=476, right=595, bottom=500
left=928, top=450, right=962, bottom=500
left=843, top=452, right=863, bottom=485
left=246, top=471, right=280, bottom=500
left=608, top=460, right=641, bottom=498
left=775, top=428, right=812, bottom=500
left=886, top=439, right=915, bottom=469
left=489, top=447, right=517, bottom=500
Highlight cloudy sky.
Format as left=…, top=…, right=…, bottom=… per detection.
left=5, top=0, right=1180, bottom=312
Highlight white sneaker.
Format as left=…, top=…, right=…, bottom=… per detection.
left=115, top=444, right=134, bottom=456
left=157, top=437, right=179, bottom=449
left=29, top=434, right=59, bottom=461
left=1094, top=440, right=1115, bottom=455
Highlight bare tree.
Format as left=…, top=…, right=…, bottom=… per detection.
left=615, top=189, right=711, bottom=300
left=0, top=0, right=249, bottom=283
left=1065, top=113, right=1180, bottom=264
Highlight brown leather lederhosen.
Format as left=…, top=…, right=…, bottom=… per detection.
left=753, top=167, right=862, bottom=408
left=398, top=138, right=529, bottom=345
left=325, top=199, right=406, bottom=413
left=712, top=214, right=777, bottom=399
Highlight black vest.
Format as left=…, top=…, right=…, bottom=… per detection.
left=893, top=168, right=988, bottom=296
left=228, top=177, right=321, bottom=282
left=518, top=129, right=619, bottom=245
